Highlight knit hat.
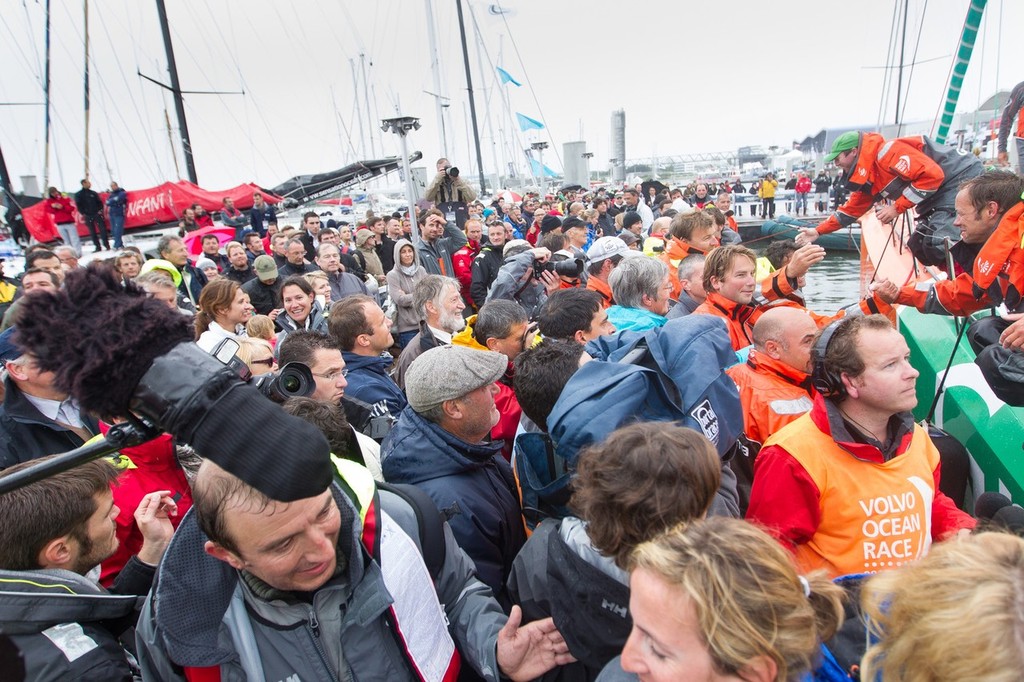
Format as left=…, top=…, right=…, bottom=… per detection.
left=622, top=211, right=643, bottom=230
left=825, top=131, right=860, bottom=162
left=562, top=217, right=586, bottom=231
left=195, top=257, right=217, bottom=272
left=540, top=215, right=563, bottom=234
left=503, top=239, right=531, bottom=258
left=405, top=345, right=507, bottom=414
left=252, top=255, right=278, bottom=282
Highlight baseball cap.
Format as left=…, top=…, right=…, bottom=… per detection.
left=0, top=327, right=22, bottom=363
left=825, top=131, right=860, bottom=163
left=586, top=236, right=643, bottom=263
left=253, top=255, right=278, bottom=282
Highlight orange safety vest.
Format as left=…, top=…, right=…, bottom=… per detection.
left=765, top=416, right=938, bottom=578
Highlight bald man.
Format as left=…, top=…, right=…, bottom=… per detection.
left=726, top=307, right=819, bottom=513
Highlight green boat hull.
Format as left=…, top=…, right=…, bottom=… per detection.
left=898, top=307, right=1024, bottom=503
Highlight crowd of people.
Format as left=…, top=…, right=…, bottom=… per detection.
left=1, top=143, right=1023, bottom=682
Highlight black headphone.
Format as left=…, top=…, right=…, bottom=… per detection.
left=811, top=319, right=848, bottom=399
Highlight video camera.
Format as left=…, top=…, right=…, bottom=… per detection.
left=210, top=338, right=316, bottom=403
left=444, top=166, right=460, bottom=178
left=533, top=257, right=584, bottom=280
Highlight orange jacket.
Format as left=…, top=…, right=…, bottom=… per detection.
left=726, top=350, right=814, bottom=446
left=897, top=201, right=1024, bottom=315
left=661, top=238, right=705, bottom=299
left=817, top=133, right=947, bottom=235
left=586, top=274, right=614, bottom=309
left=693, top=291, right=762, bottom=350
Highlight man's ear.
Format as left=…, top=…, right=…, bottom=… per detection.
left=204, top=540, right=245, bottom=571
left=441, top=398, right=463, bottom=422
left=841, top=372, right=859, bottom=399
left=763, top=339, right=783, bottom=360
left=39, top=536, right=73, bottom=569
left=5, top=360, right=27, bottom=383
left=738, top=654, right=778, bottom=682
left=484, top=337, right=501, bottom=352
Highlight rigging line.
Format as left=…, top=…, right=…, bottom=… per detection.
left=929, top=2, right=960, bottom=137
left=21, top=0, right=45, bottom=81
left=234, top=13, right=292, bottom=175
left=126, top=4, right=168, bottom=181
left=222, top=0, right=257, bottom=177
left=92, top=6, right=165, bottom=179
left=335, top=0, right=367, bottom=54
left=876, top=0, right=901, bottom=129
left=493, top=0, right=562, bottom=169
left=1, top=7, right=43, bottom=82
left=897, top=0, right=930, bottom=127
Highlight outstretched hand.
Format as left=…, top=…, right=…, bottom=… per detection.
left=794, top=227, right=820, bottom=247
left=870, top=278, right=900, bottom=304
left=785, top=244, right=826, bottom=280
left=497, top=606, right=576, bottom=681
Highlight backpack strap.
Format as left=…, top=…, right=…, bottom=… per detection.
left=377, top=481, right=448, bottom=582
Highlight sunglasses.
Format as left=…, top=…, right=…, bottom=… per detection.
left=251, top=357, right=275, bottom=366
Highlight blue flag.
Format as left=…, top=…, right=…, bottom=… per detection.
left=516, top=112, right=544, bottom=131
left=529, top=158, right=558, bottom=178
left=496, top=67, right=522, bottom=86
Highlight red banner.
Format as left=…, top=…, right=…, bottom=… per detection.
left=22, top=181, right=282, bottom=243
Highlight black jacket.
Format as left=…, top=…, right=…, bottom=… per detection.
left=73, top=187, right=104, bottom=216
left=0, top=378, right=99, bottom=470
left=377, top=236, right=397, bottom=273
left=470, top=243, right=505, bottom=306
left=241, top=277, right=283, bottom=315
left=222, top=266, right=255, bottom=285
left=177, top=263, right=208, bottom=306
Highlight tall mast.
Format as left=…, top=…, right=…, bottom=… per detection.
left=83, top=0, right=90, bottom=179
left=154, top=0, right=198, bottom=183
left=43, top=0, right=52, bottom=190
left=468, top=1, right=501, bottom=188
left=350, top=59, right=366, bottom=159
left=360, top=53, right=376, bottom=158
left=894, top=0, right=909, bottom=132
left=424, top=0, right=448, bottom=157
left=935, top=0, right=988, bottom=144
left=455, top=0, right=486, bottom=194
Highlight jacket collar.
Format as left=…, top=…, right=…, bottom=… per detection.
left=746, top=350, right=813, bottom=394
left=704, top=291, right=759, bottom=325
left=809, top=393, right=916, bottom=464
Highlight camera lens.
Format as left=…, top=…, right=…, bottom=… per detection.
left=280, top=374, right=301, bottom=393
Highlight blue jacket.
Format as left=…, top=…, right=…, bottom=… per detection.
left=382, top=407, right=526, bottom=609
left=105, top=188, right=128, bottom=218
left=606, top=305, right=667, bottom=332
left=341, top=351, right=407, bottom=418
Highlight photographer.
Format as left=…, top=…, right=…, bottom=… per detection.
left=425, top=157, right=477, bottom=229
left=486, top=243, right=569, bottom=319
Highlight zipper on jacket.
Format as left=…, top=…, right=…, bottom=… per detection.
left=306, top=607, right=339, bottom=682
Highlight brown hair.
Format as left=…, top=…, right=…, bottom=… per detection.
left=702, top=244, right=756, bottom=292
left=0, top=457, right=119, bottom=570
left=959, top=170, right=1024, bottom=217
left=819, top=314, right=894, bottom=381
left=194, top=279, right=242, bottom=337
left=670, top=210, right=714, bottom=240
left=631, top=517, right=845, bottom=681
left=245, top=314, right=275, bottom=341
left=327, top=295, right=375, bottom=351
left=571, top=423, right=720, bottom=569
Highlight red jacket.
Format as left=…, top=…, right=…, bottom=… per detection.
left=817, top=133, right=947, bottom=235
left=452, top=240, right=481, bottom=308
left=99, top=426, right=193, bottom=587
left=795, top=177, right=812, bottom=194
left=46, top=194, right=76, bottom=224
left=747, top=394, right=975, bottom=577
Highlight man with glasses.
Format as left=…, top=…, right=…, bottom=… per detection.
left=315, top=243, right=368, bottom=303
left=277, top=331, right=348, bottom=406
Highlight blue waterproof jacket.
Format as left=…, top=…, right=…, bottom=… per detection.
left=341, top=351, right=407, bottom=417
left=382, top=406, right=526, bottom=609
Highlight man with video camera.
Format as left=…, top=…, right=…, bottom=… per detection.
left=486, top=243, right=579, bottom=319
left=426, top=157, right=477, bottom=230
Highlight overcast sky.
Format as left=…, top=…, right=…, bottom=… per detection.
left=2, top=0, right=1021, bottom=193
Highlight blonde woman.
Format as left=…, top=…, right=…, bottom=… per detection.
left=861, top=531, right=1024, bottom=682
left=599, top=517, right=844, bottom=682
left=304, top=270, right=332, bottom=311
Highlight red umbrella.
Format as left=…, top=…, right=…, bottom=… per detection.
left=500, top=190, right=523, bottom=203
left=182, top=225, right=236, bottom=255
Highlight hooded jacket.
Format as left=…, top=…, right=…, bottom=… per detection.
left=605, top=305, right=667, bottom=333
left=470, top=242, right=506, bottom=306
left=341, top=351, right=407, bottom=419
left=382, top=406, right=527, bottom=609
left=386, top=238, right=428, bottom=333
left=417, top=220, right=468, bottom=277
left=507, top=517, right=632, bottom=682
left=486, top=250, right=548, bottom=319
left=135, top=467, right=511, bottom=681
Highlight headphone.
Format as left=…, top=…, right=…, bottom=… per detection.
left=811, top=319, right=848, bottom=399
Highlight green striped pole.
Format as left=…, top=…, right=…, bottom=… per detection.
left=935, top=0, right=987, bottom=145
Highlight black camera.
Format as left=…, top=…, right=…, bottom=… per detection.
left=444, top=166, right=460, bottom=178
left=533, top=257, right=584, bottom=280
left=211, top=338, right=316, bottom=402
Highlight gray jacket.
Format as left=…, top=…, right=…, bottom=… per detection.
left=417, top=221, right=467, bottom=277
left=386, top=239, right=427, bottom=333
left=135, top=480, right=509, bottom=681
left=486, top=251, right=548, bottom=319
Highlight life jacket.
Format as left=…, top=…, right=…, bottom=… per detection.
left=692, top=291, right=761, bottom=351
left=765, top=416, right=938, bottom=578
left=726, top=350, right=813, bottom=446
left=971, top=199, right=1024, bottom=310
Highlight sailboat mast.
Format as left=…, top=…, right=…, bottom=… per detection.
left=83, top=0, right=90, bottom=179
left=455, top=0, right=486, bottom=194
left=360, top=53, right=376, bottom=158
left=424, top=0, right=448, bottom=157
left=935, top=0, right=988, bottom=144
left=43, top=0, right=52, bottom=190
left=154, top=0, right=198, bottom=183
left=894, top=0, right=908, bottom=132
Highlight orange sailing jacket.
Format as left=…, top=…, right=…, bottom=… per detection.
left=726, top=350, right=813, bottom=446
left=818, top=133, right=948, bottom=235
left=586, top=275, right=614, bottom=309
left=693, top=291, right=762, bottom=350
left=661, top=238, right=704, bottom=299
left=896, top=201, right=1024, bottom=315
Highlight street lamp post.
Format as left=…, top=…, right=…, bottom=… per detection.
left=381, top=116, right=422, bottom=247
left=530, top=141, right=549, bottom=192
left=581, top=151, right=594, bottom=187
